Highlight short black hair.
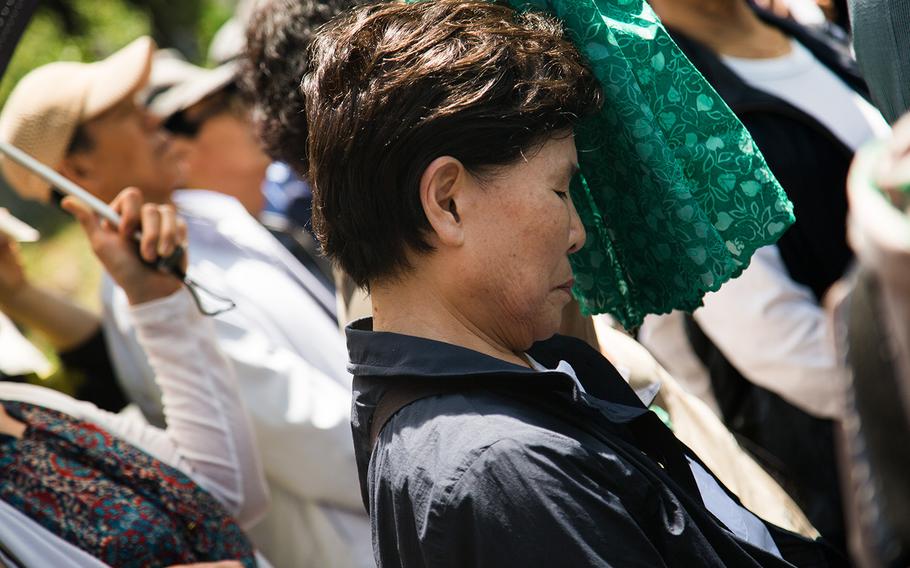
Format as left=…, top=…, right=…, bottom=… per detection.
left=239, top=0, right=363, bottom=177
left=304, top=1, right=602, bottom=287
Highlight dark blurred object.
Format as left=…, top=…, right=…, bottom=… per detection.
left=833, top=125, right=910, bottom=567
left=841, top=271, right=910, bottom=568
left=59, top=328, right=128, bottom=412
left=848, top=0, right=910, bottom=124
left=827, top=0, right=851, bottom=29
left=0, top=1, right=38, bottom=79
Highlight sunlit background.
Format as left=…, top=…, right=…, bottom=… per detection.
left=0, top=0, right=235, bottom=391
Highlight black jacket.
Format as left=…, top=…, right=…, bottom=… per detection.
left=347, top=321, right=845, bottom=567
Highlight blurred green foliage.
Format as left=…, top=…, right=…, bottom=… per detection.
left=0, top=0, right=234, bottom=111
left=0, top=3, right=147, bottom=108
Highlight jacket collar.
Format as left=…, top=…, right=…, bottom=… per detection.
left=346, top=317, right=550, bottom=378
left=346, top=317, right=647, bottom=411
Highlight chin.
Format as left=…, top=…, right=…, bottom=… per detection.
left=529, top=316, right=563, bottom=345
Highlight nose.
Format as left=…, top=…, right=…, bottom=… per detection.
left=567, top=194, right=587, bottom=255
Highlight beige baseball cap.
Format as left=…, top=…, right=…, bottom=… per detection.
left=0, top=36, right=156, bottom=202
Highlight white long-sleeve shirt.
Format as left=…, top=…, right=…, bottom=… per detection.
left=641, top=241, right=848, bottom=419
left=0, top=289, right=270, bottom=567
left=693, top=245, right=847, bottom=417
left=102, top=190, right=371, bottom=568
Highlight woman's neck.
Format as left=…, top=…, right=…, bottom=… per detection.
left=650, top=0, right=792, bottom=58
left=370, top=278, right=531, bottom=368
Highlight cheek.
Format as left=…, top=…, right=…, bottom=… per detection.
left=469, top=236, right=559, bottom=324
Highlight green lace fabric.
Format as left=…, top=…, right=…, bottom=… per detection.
left=511, top=0, right=795, bottom=330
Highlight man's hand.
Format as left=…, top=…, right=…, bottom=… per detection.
left=62, top=187, right=188, bottom=305
left=0, top=232, right=26, bottom=304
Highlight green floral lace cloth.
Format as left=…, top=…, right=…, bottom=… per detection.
left=510, top=0, right=795, bottom=329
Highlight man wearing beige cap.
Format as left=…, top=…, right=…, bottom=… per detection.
left=0, top=36, right=180, bottom=205
left=0, top=37, right=366, bottom=568
left=0, top=36, right=179, bottom=414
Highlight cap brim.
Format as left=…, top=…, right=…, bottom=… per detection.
left=82, top=36, right=155, bottom=119
left=149, top=61, right=238, bottom=119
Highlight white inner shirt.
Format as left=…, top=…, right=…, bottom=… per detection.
left=722, top=39, right=890, bottom=151
left=526, top=355, right=783, bottom=558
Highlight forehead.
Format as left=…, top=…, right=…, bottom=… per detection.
left=82, top=94, right=142, bottom=131
left=481, top=134, right=578, bottom=189
left=525, top=134, right=578, bottom=176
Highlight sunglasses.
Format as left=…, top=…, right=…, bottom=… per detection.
left=163, top=111, right=205, bottom=138
left=162, top=84, right=245, bottom=138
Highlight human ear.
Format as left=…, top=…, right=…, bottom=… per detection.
left=58, top=154, right=96, bottom=192
left=419, top=156, right=465, bottom=247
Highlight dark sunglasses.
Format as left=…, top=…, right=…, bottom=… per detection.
left=163, top=111, right=204, bottom=138
left=161, top=83, right=242, bottom=138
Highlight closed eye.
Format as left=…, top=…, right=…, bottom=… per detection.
left=554, top=190, right=570, bottom=200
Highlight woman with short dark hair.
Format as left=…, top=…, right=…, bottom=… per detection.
left=303, top=1, right=844, bottom=566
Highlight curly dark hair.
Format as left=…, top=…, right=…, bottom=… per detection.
left=304, top=0, right=602, bottom=287
left=239, top=0, right=363, bottom=176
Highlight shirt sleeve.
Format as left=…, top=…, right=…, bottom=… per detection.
left=103, top=264, right=362, bottom=513
left=207, top=306, right=362, bottom=512
left=71, top=289, right=270, bottom=528
left=423, top=437, right=669, bottom=568
left=692, top=245, right=846, bottom=418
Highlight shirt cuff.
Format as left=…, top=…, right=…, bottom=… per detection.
left=127, top=288, right=196, bottom=327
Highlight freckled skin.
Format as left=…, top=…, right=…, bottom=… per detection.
left=447, top=134, right=587, bottom=352
left=371, top=134, right=588, bottom=365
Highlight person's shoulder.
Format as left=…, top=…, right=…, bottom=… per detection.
left=173, top=190, right=283, bottom=262
left=172, top=189, right=252, bottom=224
left=375, top=390, right=599, bottom=495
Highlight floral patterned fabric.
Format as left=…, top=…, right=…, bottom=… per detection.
left=0, top=401, right=256, bottom=568
left=511, top=0, right=795, bottom=329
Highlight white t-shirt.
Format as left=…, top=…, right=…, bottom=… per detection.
left=722, top=39, right=891, bottom=150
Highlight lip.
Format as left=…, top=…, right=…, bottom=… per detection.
left=555, top=278, right=575, bottom=295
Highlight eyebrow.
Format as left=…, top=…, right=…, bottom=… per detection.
left=557, top=162, right=580, bottom=184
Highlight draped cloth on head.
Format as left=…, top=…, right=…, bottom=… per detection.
left=507, top=0, right=795, bottom=330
